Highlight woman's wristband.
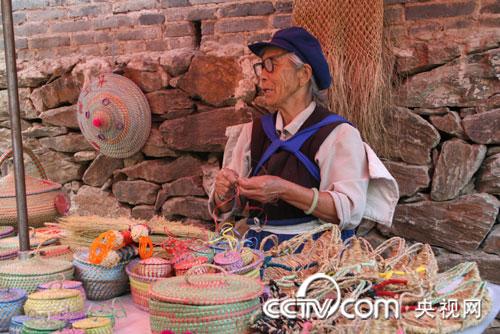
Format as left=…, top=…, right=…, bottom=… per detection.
left=304, top=187, right=319, bottom=215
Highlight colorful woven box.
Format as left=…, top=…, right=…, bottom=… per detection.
left=38, top=280, right=86, bottom=301
left=149, top=265, right=263, bottom=334
left=0, top=256, right=73, bottom=293
left=24, top=288, right=84, bottom=318
left=135, top=257, right=172, bottom=278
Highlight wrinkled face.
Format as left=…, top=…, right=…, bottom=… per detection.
left=257, top=47, right=301, bottom=108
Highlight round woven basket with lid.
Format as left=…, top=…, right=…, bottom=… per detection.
left=21, top=319, right=66, bottom=334
left=0, top=256, right=73, bottom=293
left=24, top=288, right=84, bottom=317
left=73, top=317, right=113, bottom=334
left=38, top=279, right=85, bottom=301
left=135, top=257, right=172, bottom=278
left=77, top=73, right=151, bottom=158
left=149, top=265, right=263, bottom=334
left=0, top=288, right=26, bottom=331
left=214, top=251, right=243, bottom=272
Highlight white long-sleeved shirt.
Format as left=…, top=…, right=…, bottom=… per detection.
left=209, top=101, right=399, bottom=234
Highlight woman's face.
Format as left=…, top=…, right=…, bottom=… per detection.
left=258, top=47, right=301, bottom=108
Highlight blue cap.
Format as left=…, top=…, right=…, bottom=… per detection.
left=248, top=27, right=331, bottom=90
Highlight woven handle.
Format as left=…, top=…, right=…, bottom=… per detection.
left=259, top=234, right=279, bottom=253
left=47, top=273, right=67, bottom=289
left=0, top=146, right=47, bottom=179
left=185, top=264, right=228, bottom=287
left=110, top=298, right=127, bottom=319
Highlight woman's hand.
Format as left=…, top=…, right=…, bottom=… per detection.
left=214, top=168, right=239, bottom=202
left=237, top=175, right=285, bottom=204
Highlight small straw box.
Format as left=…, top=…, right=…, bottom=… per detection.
left=0, top=288, right=26, bottom=332
left=214, top=251, right=244, bottom=272
left=24, top=288, right=84, bottom=318
left=135, top=257, right=172, bottom=278
left=73, top=317, right=113, bottom=334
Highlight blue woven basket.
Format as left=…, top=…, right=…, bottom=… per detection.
left=73, top=251, right=130, bottom=301
left=0, top=288, right=26, bottom=332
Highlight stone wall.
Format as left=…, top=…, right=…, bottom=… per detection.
left=0, top=0, right=499, bottom=287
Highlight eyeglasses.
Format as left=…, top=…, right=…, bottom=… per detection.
left=253, top=53, right=290, bottom=77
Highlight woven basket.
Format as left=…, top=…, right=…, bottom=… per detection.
left=135, top=257, right=172, bottom=278
left=38, top=279, right=86, bottom=301
left=38, top=245, right=73, bottom=262
left=214, top=251, right=244, bottom=272
left=9, top=315, right=31, bottom=334
left=21, top=319, right=66, bottom=334
left=0, top=226, right=14, bottom=239
left=149, top=265, right=263, bottom=334
left=0, top=147, right=69, bottom=227
left=126, top=260, right=166, bottom=311
left=73, top=317, right=113, bottom=334
left=73, top=251, right=130, bottom=301
left=229, top=249, right=264, bottom=276
left=0, top=288, right=26, bottom=332
left=0, top=256, right=73, bottom=293
left=24, top=288, right=84, bottom=317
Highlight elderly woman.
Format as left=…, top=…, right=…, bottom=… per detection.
left=210, top=27, right=398, bottom=251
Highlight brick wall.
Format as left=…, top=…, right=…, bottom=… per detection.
left=0, top=0, right=496, bottom=62
left=0, top=0, right=293, bottom=61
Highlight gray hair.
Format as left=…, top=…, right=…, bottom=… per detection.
left=287, top=53, right=328, bottom=106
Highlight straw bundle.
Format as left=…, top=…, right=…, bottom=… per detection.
left=57, top=215, right=215, bottom=250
